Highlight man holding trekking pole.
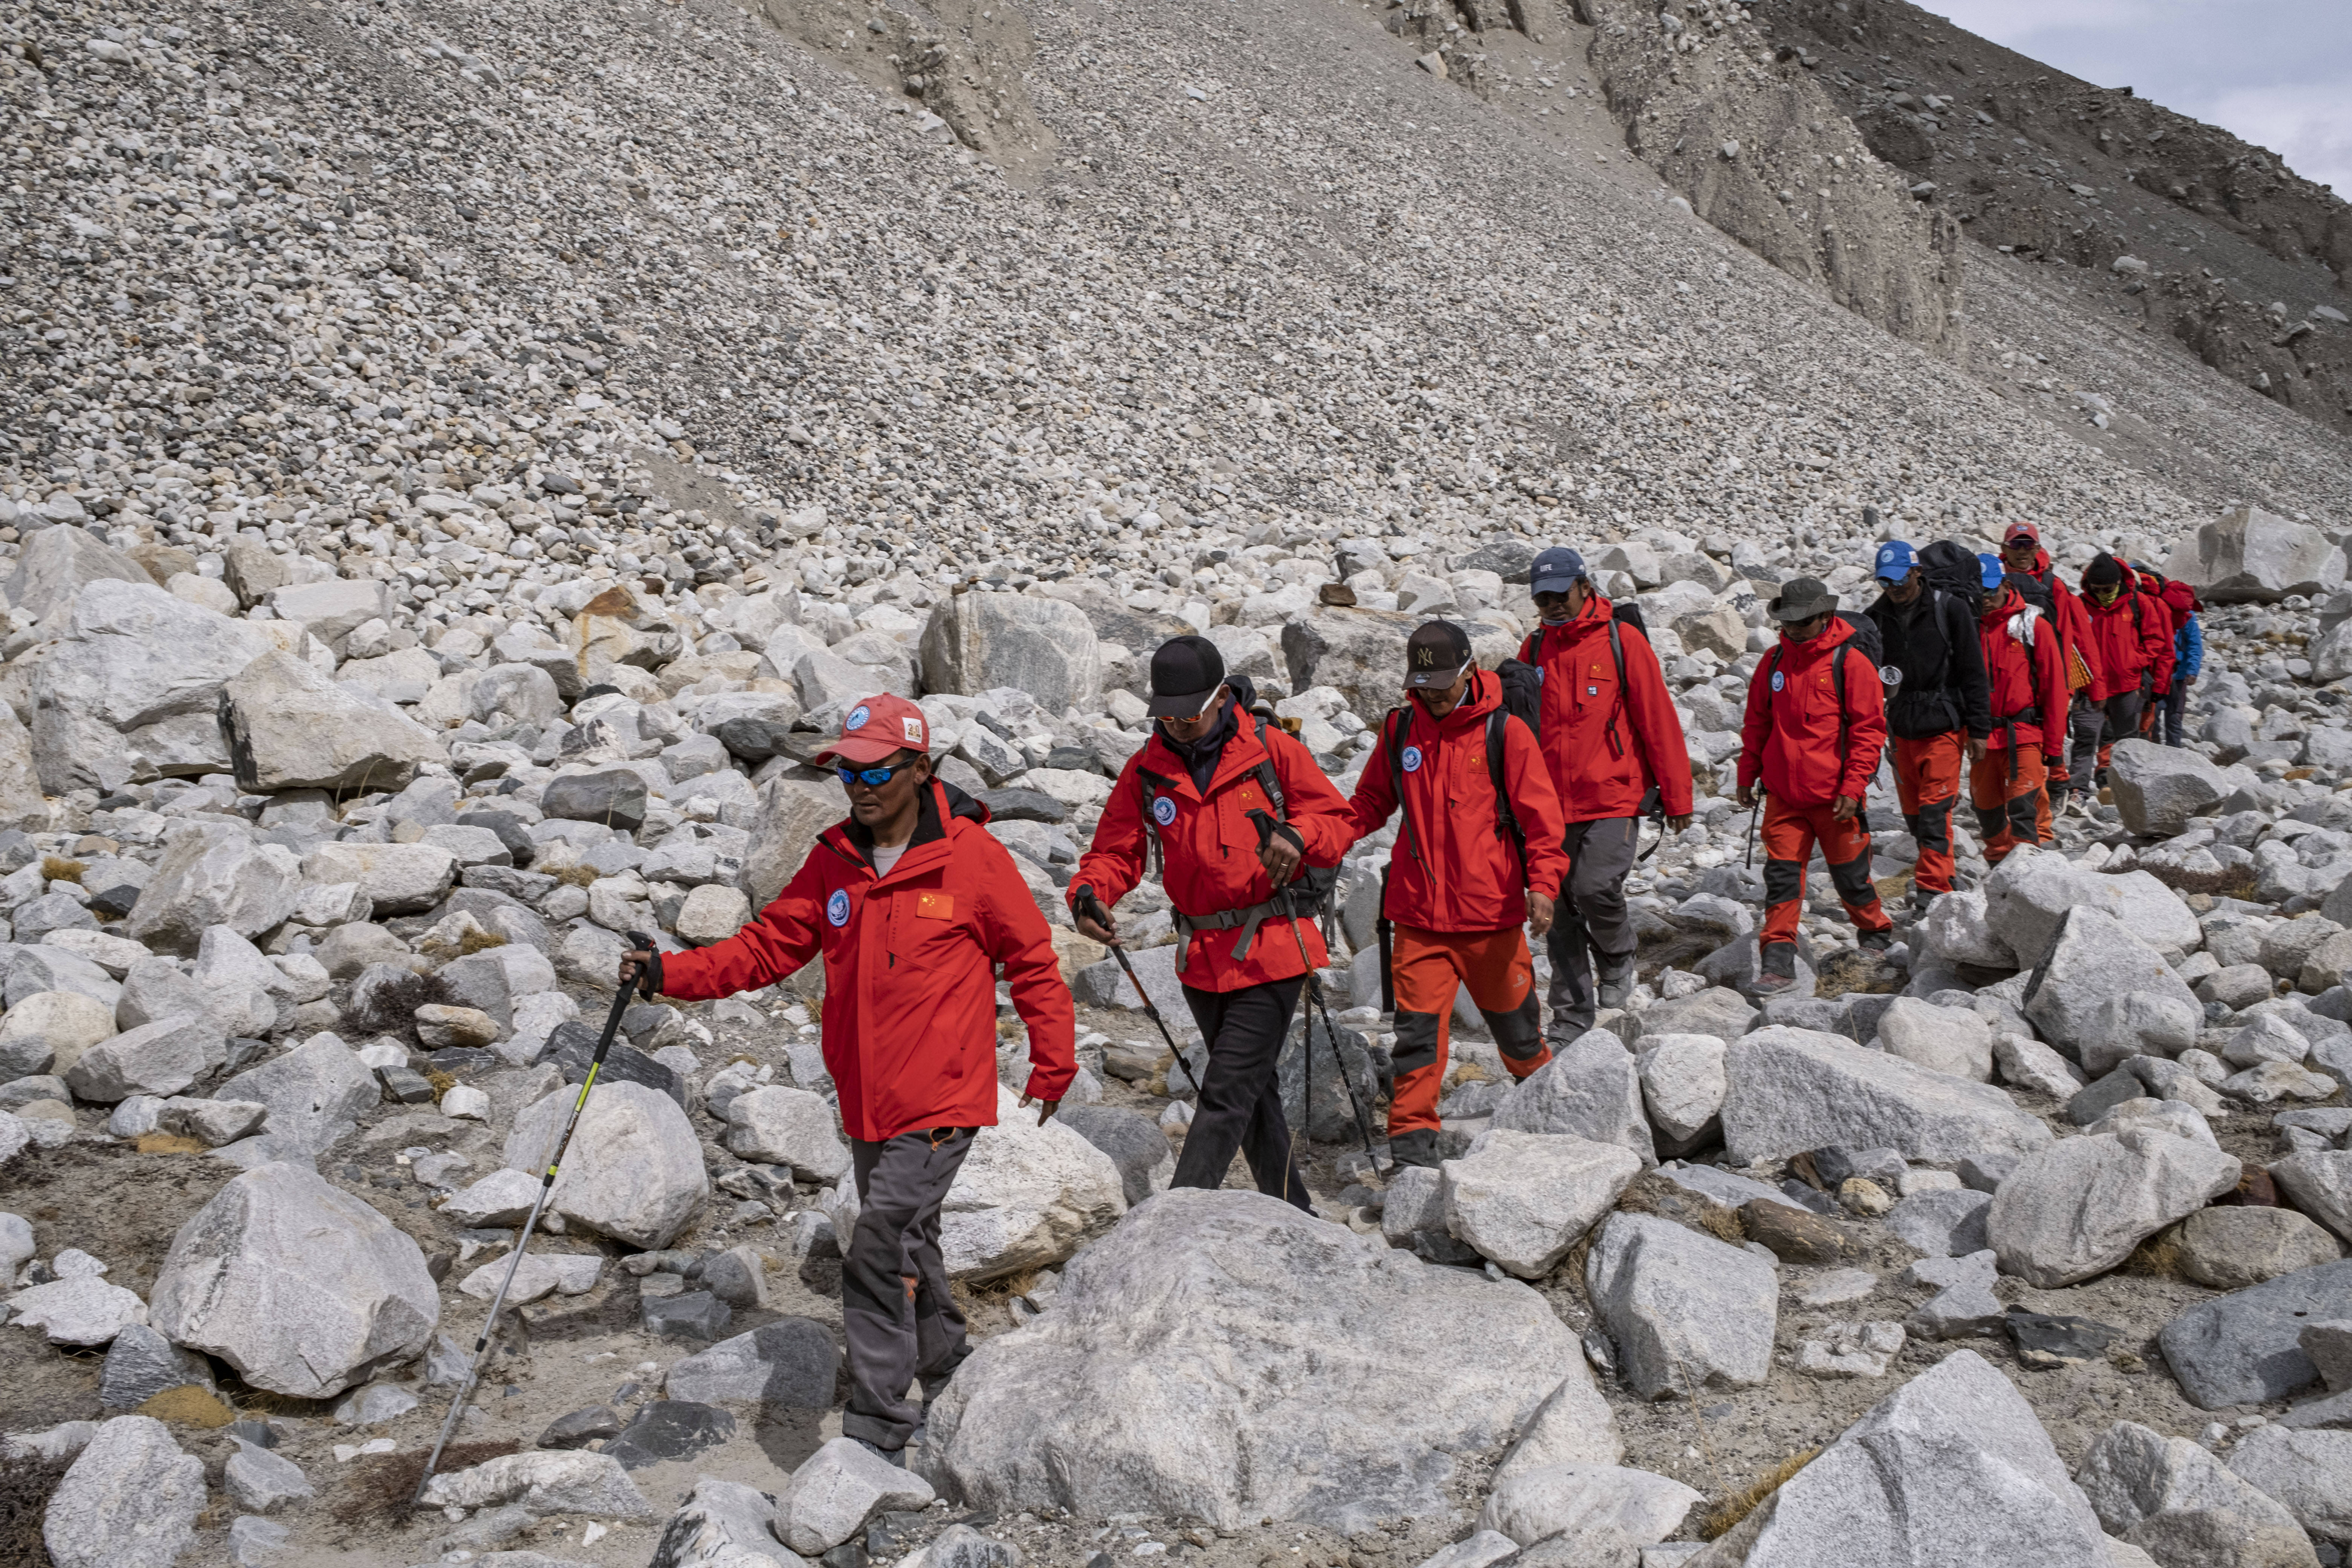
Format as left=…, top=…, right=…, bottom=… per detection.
left=1070, top=635, right=1353, bottom=1209
left=619, top=692, right=1074, bottom=1467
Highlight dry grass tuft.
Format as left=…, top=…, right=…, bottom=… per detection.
left=336, top=1439, right=519, bottom=1527
left=960, top=1267, right=1041, bottom=1307
left=1700, top=1447, right=1821, bottom=1540
left=133, top=1132, right=206, bottom=1155
left=0, top=1452, right=67, bottom=1565
left=2126, top=1226, right=2184, bottom=1278
left=39, top=856, right=85, bottom=884
left=1445, top=1060, right=1493, bottom=1089
left=2139, top=863, right=2259, bottom=901
left=556, top=865, right=600, bottom=888
left=424, top=1070, right=458, bottom=1097
left=456, top=928, right=508, bottom=954
left=137, top=1384, right=236, bottom=1428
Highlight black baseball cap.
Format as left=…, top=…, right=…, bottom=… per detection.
left=1147, top=635, right=1228, bottom=718
left=1404, top=621, right=1472, bottom=689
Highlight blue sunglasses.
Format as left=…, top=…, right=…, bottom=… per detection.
left=835, top=764, right=906, bottom=787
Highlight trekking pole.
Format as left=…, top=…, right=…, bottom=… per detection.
left=1075, top=890, right=1203, bottom=1098
left=411, top=931, right=657, bottom=1508
left=1249, top=812, right=1378, bottom=1161
left=1743, top=788, right=1763, bottom=869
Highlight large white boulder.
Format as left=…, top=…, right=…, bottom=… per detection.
left=1490, top=1030, right=1657, bottom=1166
left=723, top=1086, right=851, bottom=1183
left=1987, top=1127, right=2242, bottom=1288
left=2078, top=1419, right=2318, bottom=1568
left=2108, top=739, right=2229, bottom=837
left=221, top=648, right=446, bottom=793
left=1585, top=1212, right=1776, bottom=1399
left=41, top=1415, right=206, bottom=1568
left=919, top=593, right=1102, bottom=715
left=2022, top=906, right=2202, bottom=1055
left=937, top=1084, right=1127, bottom=1281
left=1984, top=847, right=2201, bottom=964
left=121, top=822, right=303, bottom=954
left=2164, top=504, right=2346, bottom=605
left=920, top=1188, right=1582, bottom=1531
left=505, top=1080, right=709, bottom=1250
left=148, top=1161, right=439, bottom=1399
left=1439, top=1129, right=1643, bottom=1279
left=1720, top=1026, right=2053, bottom=1165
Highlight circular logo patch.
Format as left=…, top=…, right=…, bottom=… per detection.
left=1879, top=663, right=1903, bottom=686
left=1770, top=671, right=1786, bottom=692
left=826, top=888, right=851, bottom=928
left=1402, top=746, right=1424, bottom=773
left=1151, top=795, right=1177, bottom=827
left=844, top=705, right=871, bottom=731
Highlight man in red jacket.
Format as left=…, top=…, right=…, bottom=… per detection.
left=1736, top=577, right=1894, bottom=993
left=1346, top=622, right=1571, bottom=1167
left=2129, top=563, right=2187, bottom=740
left=2001, top=523, right=2101, bottom=817
left=620, top=693, right=1074, bottom=1464
left=2078, top=552, right=2171, bottom=789
left=1070, top=636, right=1353, bottom=1207
left=1971, top=554, right=2069, bottom=863
left=1519, top=547, right=1693, bottom=1040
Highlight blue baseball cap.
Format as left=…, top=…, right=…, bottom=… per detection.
left=1873, top=541, right=1918, bottom=583
left=1977, top=552, right=2006, bottom=591
left=1530, top=547, right=1588, bottom=595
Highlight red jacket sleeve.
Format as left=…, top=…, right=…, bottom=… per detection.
left=1738, top=658, right=1774, bottom=792
left=972, top=833, right=1076, bottom=1104
left=1838, top=645, right=1887, bottom=802
left=1503, top=719, right=1570, bottom=900
left=658, top=848, right=828, bottom=1001
left=2033, top=617, right=2069, bottom=764
left=1619, top=625, right=1695, bottom=817
left=1268, top=726, right=1354, bottom=868
left=1069, top=752, right=1148, bottom=916
left=2141, top=597, right=2174, bottom=694
left=1344, top=712, right=1402, bottom=847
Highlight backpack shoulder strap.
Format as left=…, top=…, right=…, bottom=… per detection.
left=1832, top=641, right=1854, bottom=782
left=1383, top=707, right=1424, bottom=865
left=1485, top=710, right=1528, bottom=874
left=1250, top=717, right=1287, bottom=820
left=1527, top=623, right=1547, bottom=668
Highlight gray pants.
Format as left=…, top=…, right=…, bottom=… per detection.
left=2062, top=696, right=2107, bottom=799
left=1545, top=816, right=1640, bottom=1038
left=843, top=1125, right=975, bottom=1450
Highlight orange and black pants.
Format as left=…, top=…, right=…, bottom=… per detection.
left=1971, top=746, right=2047, bottom=864
left=1389, top=924, right=1547, bottom=1167
left=1888, top=733, right=1963, bottom=896
left=1759, top=795, right=1892, bottom=955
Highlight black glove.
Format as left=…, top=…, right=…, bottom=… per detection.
left=624, top=931, right=661, bottom=998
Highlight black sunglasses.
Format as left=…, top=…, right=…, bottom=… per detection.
left=835, top=763, right=906, bottom=787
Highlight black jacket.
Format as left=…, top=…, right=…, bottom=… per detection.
left=1865, top=587, right=1991, bottom=741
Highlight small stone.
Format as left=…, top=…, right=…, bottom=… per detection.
left=2006, top=1307, right=2122, bottom=1369
left=601, top=1399, right=737, bottom=1470
left=644, top=1289, right=732, bottom=1341
left=537, top=1406, right=625, bottom=1450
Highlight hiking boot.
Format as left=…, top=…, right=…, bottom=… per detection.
left=1906, top=886, right=1937, bottom=915
left=851, top=1435, right=906, bottom=1468
left=1388, top=1128, right=1444, bottom=1170
left=1857, top=928, right=1895, bottom=954
left=1596, top=956, right=1637, bottom=1010
left=1753, top=943, right=1799, bottom=994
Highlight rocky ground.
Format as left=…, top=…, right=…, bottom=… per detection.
left=2, top=0, right=2352, bottom=1565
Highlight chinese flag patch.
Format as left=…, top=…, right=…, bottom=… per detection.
left=916, top=892, right=955, bottom=921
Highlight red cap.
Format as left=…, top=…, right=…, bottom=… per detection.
left=2004, top=521, right=2040, bottom=545
left=812, top=694, right=930, bottom=767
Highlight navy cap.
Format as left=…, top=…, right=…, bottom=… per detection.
left=1530, top=547, right=1588, bottom=595
left=1873, top=541, right=1919, bottom=583
left=1977, top=553, right=2006, bottom=591
left=1146, top=635, right=1227, bottom=719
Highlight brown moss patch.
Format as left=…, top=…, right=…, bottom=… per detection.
left=456, top=929, right=508, bottom=954
left=336, top=1439, right=520, bottom=1527
left=38, top=856, right=84, bottom=884
left=424, top=1070, right=458, bottom=1098
left=1700, top=1447, right=1821, bottom=1540
left=132, top=1133, right=206, bottom=1155
left=555, top=865, right=600, bottom=888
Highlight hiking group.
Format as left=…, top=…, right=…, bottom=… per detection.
left=612, top=527, right=2203, bottom=1466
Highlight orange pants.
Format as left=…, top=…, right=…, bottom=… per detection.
left=1889, top=733, right=1963, bottom=895
left=1759, top=795, right=1891, bottom=953
left=1389, top=924, right=1547, bottom=1165
left=1971, top=747, right=2048, bottom=863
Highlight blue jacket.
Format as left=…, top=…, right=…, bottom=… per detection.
left=2173, top=615, right=2203, bottom=680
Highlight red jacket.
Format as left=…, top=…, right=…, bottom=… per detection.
left=2131, top=566, right=2189, bottom=695
left=656, top=780, right=1075, bottom=1141
left=1070, top=707, right=1352, bottom=993
left=1518, top=596, right=1694, bottom=822
left=1344, top=670, right=1571, bottom=932
left=2079, top=568, right=2171, bottom=701
left=1738, top=617, right=1886, bottom=807
left=2012, top=549, right=2101, bottom=699
left=1977, top=586, right=2069, bottom=761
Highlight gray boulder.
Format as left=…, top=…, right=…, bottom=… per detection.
left=122, top=823, right=303, bottom=954
left=934, top=1083, right=1126, bottom=1282
left=744, top=774, right=846, bottom=908
left=2171, top=1207, right=2345, bottom=1290
left=224, top=1437, right=314, bottom=1514
left=2023, top=906, right=2202, bottom=1054
left=919, top=594, right=1101, bottom=715
left=210, top=1033, right=378, bottom=1167
left=1988, top=1127, right=2240, bottom=1288
left=417, top=1450, right=652, bottom=1517
left=2226, top=1426, right=2352, bottom=1547
left=1988, top=848, right=2202, bottom=968
left=2159, top=1260, right=2352, bottom=1409
left=99, top=1323, right=215, bottom=1409
left=648, top=1473, right=795, bottom=1568
left=299, top=842, right=458, bottom=917
left=1585, top=1212, right=1777, bottom=1399
left=265, top=577, right=391, bottom=652
left=664, top=1318, right=840, bottom=1411
left=919, top=1188, right=1582, bottom=1531
left=1874, top=997, right=1992, bottom=1081
left=8, top=524, right=152, bottom=619
left=2077, top=1419, right=2318, bottom=1568
left=505, top=1081, right=709, bottom=1250
left=63, top=1014, right=223, bottom=1103
left=777, top=1436, right=937, bottom=1554
left=722, top=1086, right=850, bottom=1183
left=1695, top=1350, right=2106, bottom=1567
left=2109, top=740, right=2230, bottom=837
left=0, top=704, right=48, bottom=833
left=222, top=649, right=446, bottom=793
left=2274, top=1151, right=2352, bottom=1245
left=1439, top=1129, right=1643, bottom=1279
left=1720, top=1026, right=2053, bottom=1165
left=41, top=1415, right=206, bottom=1568
left=2164, top=504, right=2347, bottom=605
left=1054, top=1105, right=1174, bottom=1209
left=1635, top=1032, right=1727, bottom=1150
left=1279, top=608, right=1514, bottom=729
left=1491, top=1030, right=1657, bottom=1165
left=1477, top=1463, right=1702, bottom=1550
left=148, top=1161, right=439, bottom=1399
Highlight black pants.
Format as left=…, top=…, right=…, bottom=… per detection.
left=1545, top=816, right=1640, bottom=1039
left=1175, top=976, right=1312, bottom=1211
left=842, top=1126, right=974, bottom=1450
left=2163, top=682, right=2188, bottom=747
left=2061, top=695, right=2107, bottom=798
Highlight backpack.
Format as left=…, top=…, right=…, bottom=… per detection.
left=2003, top=570, right=2055, bottom=617
left=1381, top=678, right=1532, bottom=878
left=1917, top=541, right=1984, bottom=603
left=1831, top=610, right=1884, bottom=669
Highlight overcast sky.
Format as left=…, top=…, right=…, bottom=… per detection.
left=1922, top=1, right=2352, bottom=198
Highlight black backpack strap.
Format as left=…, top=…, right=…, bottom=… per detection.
left=1485, top=710, right=1528, bottom=876
left=1383, top=707, right=1424, bottom=866
left=1250, top=717, right=1288, bottom=819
